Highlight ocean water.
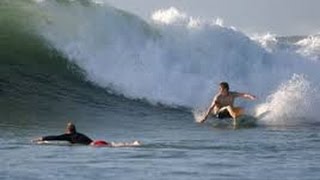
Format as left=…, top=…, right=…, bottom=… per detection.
left=1, top=0, right=320, bottom=179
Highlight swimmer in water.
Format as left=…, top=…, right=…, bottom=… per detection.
left=32, top=122, right=109, bottom=146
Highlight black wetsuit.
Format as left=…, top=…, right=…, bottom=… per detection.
left=42, top=132, right=93, bottom=145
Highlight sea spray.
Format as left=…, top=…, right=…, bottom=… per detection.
left=255, top=74, right=318, bottom=125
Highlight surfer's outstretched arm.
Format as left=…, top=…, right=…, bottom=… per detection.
left=32, top=134, right=71, bottom=142
left=237, top=92, right=256, bottom=100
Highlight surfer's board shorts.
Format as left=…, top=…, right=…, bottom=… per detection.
left=216, top=109, right=232, bottom=119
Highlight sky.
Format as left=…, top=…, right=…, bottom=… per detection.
left=104, top=0, right=320, bottom=36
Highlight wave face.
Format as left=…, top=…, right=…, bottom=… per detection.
left=2, top=0, right=320, bottom=125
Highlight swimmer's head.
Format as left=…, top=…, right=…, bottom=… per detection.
left=66, top=122, right=76, bottom=134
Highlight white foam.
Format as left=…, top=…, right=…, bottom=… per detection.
left=250, top=33, right=278, bottom=52
left=110, top=140, right=141, bottom=147
left=151, top=7, right=188, bottom=25
left=255, top=74, right=318, bottom=125
left=295, top=35, right=320, bottom=61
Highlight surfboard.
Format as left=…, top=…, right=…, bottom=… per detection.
left=207, top=114, right=258, bottom=128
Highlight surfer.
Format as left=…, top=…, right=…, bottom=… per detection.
left=32, top=122, right=109, bottom=146
left=200, top=82, right=256, bottom=123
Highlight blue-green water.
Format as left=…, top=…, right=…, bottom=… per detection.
left=1, top=108, right=320, bottom=180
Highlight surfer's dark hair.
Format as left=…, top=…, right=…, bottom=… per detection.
left=220, top=82, right=229, bottom=91
left=67, top=122, right=77, bottom=133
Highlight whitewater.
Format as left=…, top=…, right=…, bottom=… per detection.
left=1, top=0, right=320, bottom=179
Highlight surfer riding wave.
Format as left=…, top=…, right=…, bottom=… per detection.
left=200, top=82, right=256, bottom=123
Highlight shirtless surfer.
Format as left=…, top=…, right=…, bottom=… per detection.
left=200, top=82, right=256, bottom=123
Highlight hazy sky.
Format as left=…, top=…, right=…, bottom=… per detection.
left=104, top=0, right=320, bottom=36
